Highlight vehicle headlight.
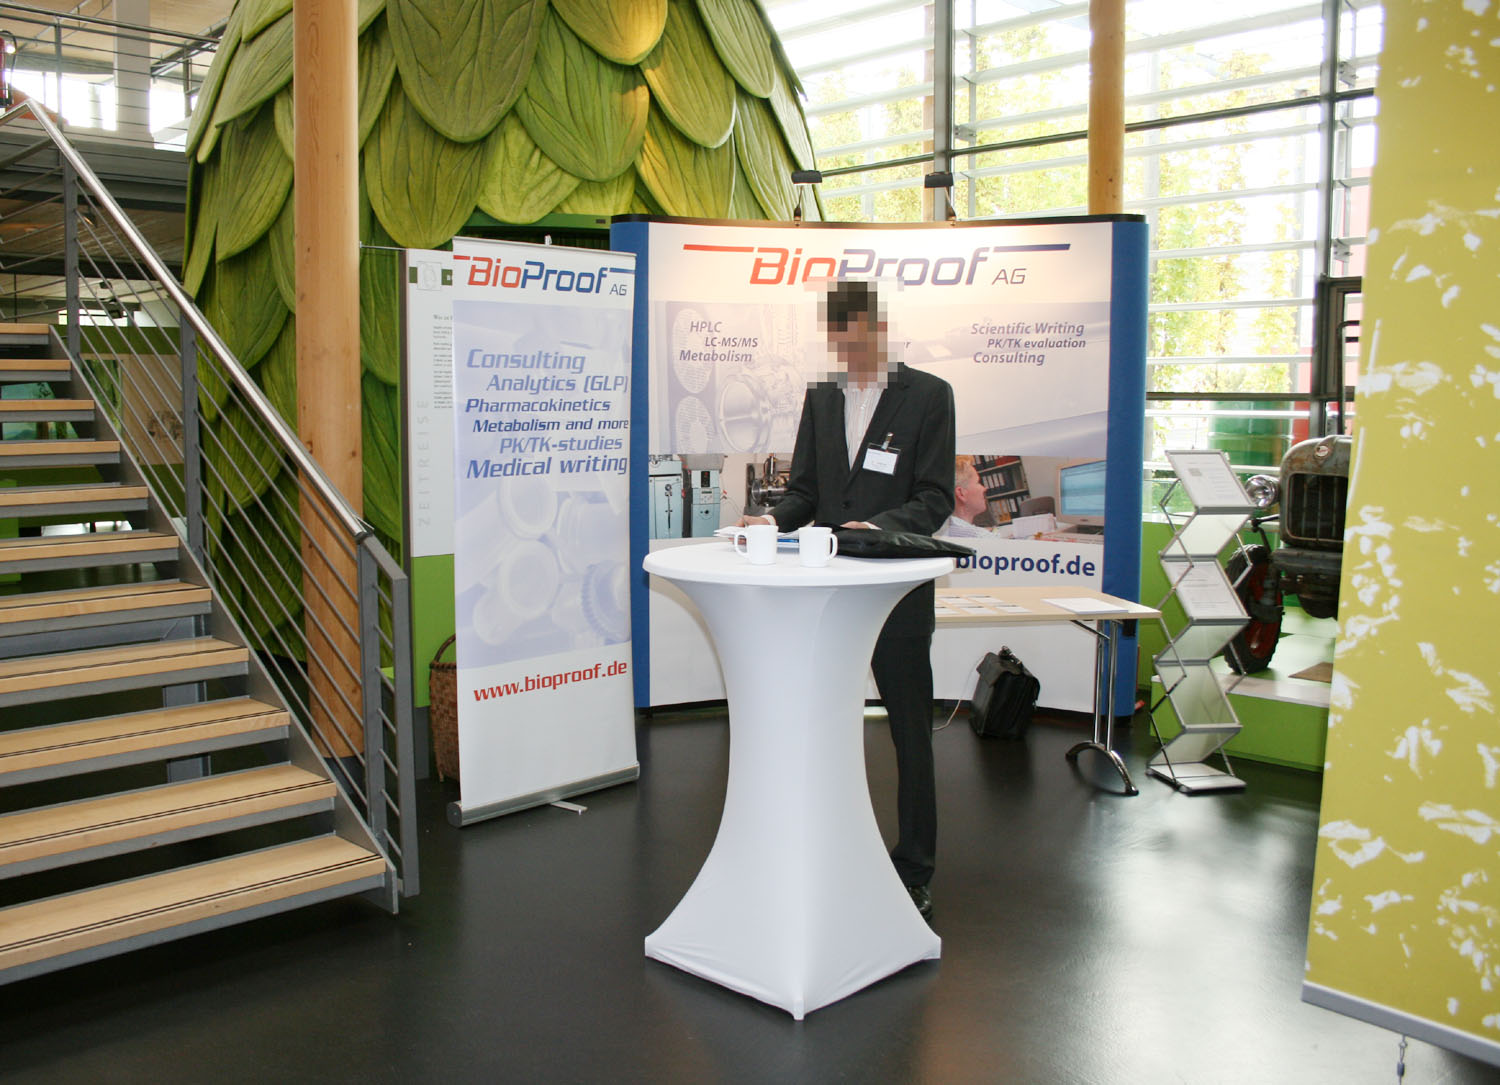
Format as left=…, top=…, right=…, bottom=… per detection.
left=1245, top=474, right=1280, bottom=509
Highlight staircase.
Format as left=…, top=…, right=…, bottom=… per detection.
left=0, top=99, right=418, bottom=987
left=0, top=322, right=398, bottom=983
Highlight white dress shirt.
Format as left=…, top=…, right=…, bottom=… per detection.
left=844, top=383, right=883, bottom=470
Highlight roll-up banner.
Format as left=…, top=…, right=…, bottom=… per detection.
left=1301, top=0, right=1500, bottom=1066
left=610, top=216, right=1147, bottom=712
left=405, top=238, right=639, bottom=826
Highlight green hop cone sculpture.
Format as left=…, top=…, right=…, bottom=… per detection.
left=182, top=0, right=820, bottom=645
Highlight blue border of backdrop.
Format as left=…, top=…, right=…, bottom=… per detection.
left=1101, top=217, right=1148, bottom=712
left=614, top=219, right=654, bottom=707
left=612, top=214, right=1149, bottom=713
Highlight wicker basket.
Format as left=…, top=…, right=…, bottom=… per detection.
left=429, top=633, right=460, bottom=782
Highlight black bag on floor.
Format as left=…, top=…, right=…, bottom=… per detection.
left=969, top=647, right=1040, bottom=740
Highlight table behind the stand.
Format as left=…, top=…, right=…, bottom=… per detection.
left=934, top=585, right=1160, bottom=626
left=932, top=585, right=1159, bottom=796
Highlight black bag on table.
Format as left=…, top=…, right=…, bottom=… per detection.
left=969, top=647, right=1040, bottom=740
left=826, top=527, right=975, bottom=560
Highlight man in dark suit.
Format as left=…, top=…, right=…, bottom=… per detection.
left=740, top=280, right=955, bottom=920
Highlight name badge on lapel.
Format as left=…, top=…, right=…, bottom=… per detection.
left=863, top=433, right=899, bottom=475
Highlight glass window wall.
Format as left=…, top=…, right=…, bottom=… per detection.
left=763, top=0, right=1382, bottom=496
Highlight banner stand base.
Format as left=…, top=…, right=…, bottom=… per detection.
left=1146, top=760, right=1246, bottom=794
left=447, top=766, right=640, bottom=828
left=1302, top=982, right=1500, bottom=1069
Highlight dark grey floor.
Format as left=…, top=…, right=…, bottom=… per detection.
left=1, top=707, right=1495, bottom=1084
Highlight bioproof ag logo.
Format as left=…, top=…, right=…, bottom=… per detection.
left=680, top=242, right=1070, bottom=287
left=455, top=253, right=632, bottom=296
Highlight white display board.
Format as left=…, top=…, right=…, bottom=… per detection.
left=413, top=237, right=640, bottom=823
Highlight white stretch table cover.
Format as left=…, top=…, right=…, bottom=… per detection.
left=642, top=543, right=954, bottom=1018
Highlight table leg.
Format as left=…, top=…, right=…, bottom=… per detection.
left=1065, top=619, right=1138, bottom=795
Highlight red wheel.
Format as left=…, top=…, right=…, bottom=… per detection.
left=1224, top=544, right=1281, bottom=674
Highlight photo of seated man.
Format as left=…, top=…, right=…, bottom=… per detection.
left=938, top=455, right=993, bottom=538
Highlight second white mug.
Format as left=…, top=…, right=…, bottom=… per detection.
left=798, top=525, right=839, bottom=567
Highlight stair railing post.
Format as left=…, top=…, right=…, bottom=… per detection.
left=389, top=560, right=418, bottom=896
left=62, top=162, right=80, bottom=361
left=179, top=320, right=203, bottom=561
left=357, top=542, right=388, bottom=850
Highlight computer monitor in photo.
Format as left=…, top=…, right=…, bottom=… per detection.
left=1056, top=459, right=1107, bottom=530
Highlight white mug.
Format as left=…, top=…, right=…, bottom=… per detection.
left=798, top=525, right=839, bottom=567
left=731, top=524, right=778, bottom=565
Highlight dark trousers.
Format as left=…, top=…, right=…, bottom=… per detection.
left=871, top=624, right=936, bottom=888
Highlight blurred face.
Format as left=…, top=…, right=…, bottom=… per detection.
left=825, top=310, right=885, bottom=378
left=955, top=466, right=987, bottom=521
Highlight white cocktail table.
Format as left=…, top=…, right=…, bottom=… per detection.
left=642, top=543, right=954, bottom=1019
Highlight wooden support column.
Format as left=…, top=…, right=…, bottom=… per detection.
left=294, top=0, right=362, bottom=760
left=1088, top=0, right=1126, bottom=214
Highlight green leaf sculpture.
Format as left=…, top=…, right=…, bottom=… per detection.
left=641, top=0, right=736, bottom=150
left=185, top=0, right=821, bottom=614
left=551, top=0, right=665, bottom=65
left=516, top=10, right=649, bottom=182
left=214, top=105, right=292, bottom=259
left=387, top=0, right=546, bottom=143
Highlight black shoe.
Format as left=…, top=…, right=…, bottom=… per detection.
left=907, top=884, right=933, bottom=921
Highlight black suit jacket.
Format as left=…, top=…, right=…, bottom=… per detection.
left=770, top=363, right=956, bottom=634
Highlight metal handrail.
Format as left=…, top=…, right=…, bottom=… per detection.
left=1, top=100, right=367, bottom=539
left=0, top=99, right=417, bottom=899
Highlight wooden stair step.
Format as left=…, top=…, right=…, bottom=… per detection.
left=0, top=483, right=148, bottom=519
left=0, top=698, right=288, bottom=786
left=0, top=358, right=71, bottom=382
left=0, top=531, right=179, bottom=573
left=0, top=581, right=211, bottom=637
left=0, top=637, right=248, bottom=707
left=0, top=835, right=387, bottom=979
left=0, top=324, right=55, bottom=348
left=0, top=439, right=120, bottom=467
left=0, top=765, right=336, bottom=877
left=0, top=399, right=93, bottom=422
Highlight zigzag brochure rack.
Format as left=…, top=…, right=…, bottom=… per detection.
left=1147, top=450, right=1257, bottom=793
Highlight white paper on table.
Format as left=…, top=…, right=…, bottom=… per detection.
left=947, top=596, right=992, bottom=610
left=1042, top=596, right=1119, bottom=615
left=976, top=600, right=1030, bottom=614
left=940, top=595, right=1034, bottom=616
left=713, top=526, right=798, bottom=546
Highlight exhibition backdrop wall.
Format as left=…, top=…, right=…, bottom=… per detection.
left=1302, top=0, right=1500, bottom=1066
left=612, top=215, right=1147, bottom=712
